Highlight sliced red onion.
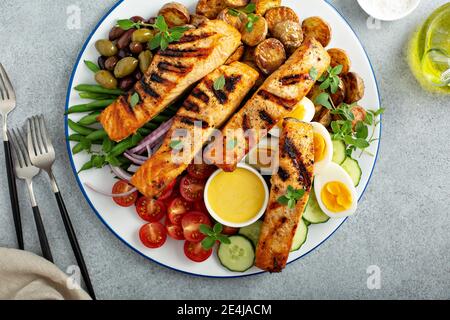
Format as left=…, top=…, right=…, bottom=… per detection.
left=84, top=182, right=137, bottom=197
left=128, top=165, right=141, bottom=173
left=110, top=165, right=132, bottom=181
left=146, top=145, right=152, bottom=157
left=128, top=118, right=173, bottom=154
left=124, top=152, right=146, bottom=165
left=126, top=152, right=148, bottom=161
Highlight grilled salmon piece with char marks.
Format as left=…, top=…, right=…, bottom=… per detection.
left=131, top=62, right=259, bottom=198
left=205, top=37, right=330, bottom=172
left=99, top=20, right=242, bottom=142
left=256, top=119, right=314, bottom=273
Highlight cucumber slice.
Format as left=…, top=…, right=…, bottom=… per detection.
left=332, top=140, right=346, bottom=165
left=341, top=157, right=362, bottom=187
left=291, top=219, right=308, bottom=252
left=303, top=189, right=330, bottom=224
left=238, top=220, right=262, bottom=247
left=303, top=219, right=311, bottom=227
left=218, top=235, right=255, bottom=272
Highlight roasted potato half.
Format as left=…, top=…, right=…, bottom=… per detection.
left=225, top=0, right=250, bottom=8
left=190, top=14, right=209, bottom=27
left=226, top=45, right=245, bottom=64
left=265, top=6, right=299, bottom=34
left=218, top=8, right=245, bottom=31
left=302, top=16, right=332, bottom=48
left=196, top=0, right=227, bottom=19
left=351, top=106, right=367, bottom=129
left=328, top=48, right=351, bottom=74
left=242, top=15, right=268, bottom=46
left=242, top=46, right=256, bottom=63
left=316, top=108, right=332, bottom=128
left=158, top=2, right=190, bottom=27
left=330, top=78, right=346, bottom=106
left=254, top=38, right=286, bottom=75
left=272, top=21, right=303, bottom=52
left=251, top=0, right=282, bottom=16
left=342, top=72, right=365, bottom=104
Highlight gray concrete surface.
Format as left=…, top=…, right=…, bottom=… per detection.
left=0, top=0, right=449, bottom=300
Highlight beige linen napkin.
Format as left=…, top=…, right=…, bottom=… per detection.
left=0, top=248, right=91, bottom=300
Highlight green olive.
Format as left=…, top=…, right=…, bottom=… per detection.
left=114, top=57, right=138, bottom=78
left=138, top=50, right=153, bottom=73
left=131, top=28, right=154, bottom=43
left=94, top=70, right=118, bottom=89
left=95, top=39, right=118, bottom=57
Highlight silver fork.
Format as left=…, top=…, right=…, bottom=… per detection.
left=8, top=128, right=53, bottom=262
left=27, top=115, right=96, bottom=300
left=0, top=63, right=24, bottom=250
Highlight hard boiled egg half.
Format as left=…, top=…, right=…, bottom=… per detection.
left=311, top=122, right=333, bottom=176
left=314, top=163, right=358, bottom=218
left=270, top=97, right=315, bottom=137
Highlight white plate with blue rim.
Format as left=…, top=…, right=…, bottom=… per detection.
left=65, top=0, right=381, bottom=278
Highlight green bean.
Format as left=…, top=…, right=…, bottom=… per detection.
left=72, top=143, right=87, bottom=155
left=152, top=115, right=170, bottom=124
left=144, top=122, right=158, bottom=130
left=79, top=92, right=117, bottom=100
left=85, top=129, right=108, bottom=141
left=74, top=84, right=124, bottom=96
left=138, top=128, right=152, bottom=136
left=78, top=161, right=94, bottom=174
left=67, top=99, right=115, bottom=114
left=68, top=119, right=95, bottom=136
left=109, top=133, right=144, bottom=157
left=78, top=111, right=101, bottom=126
left=69, top=134, right=85, bottom=142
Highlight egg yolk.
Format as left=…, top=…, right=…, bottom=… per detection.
left=321, top=181, right=353, bottom=213
left=314, top=133, right=326, bottom=162
left=277, top=105, right=306, bottom=128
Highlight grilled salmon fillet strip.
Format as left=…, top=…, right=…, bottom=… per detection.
left=131, top=62, right=259, bottom=198
left=205, top=37, right=330, bottom=172
left=256, top=119, right=314, bottom=273
left=99, top=20, right=242, bottom=142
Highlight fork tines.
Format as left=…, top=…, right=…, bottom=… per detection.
left=7, top=128, right=30, bottom=169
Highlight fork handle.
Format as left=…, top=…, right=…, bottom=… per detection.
left=4, top=141, right=24, bottom=250
left=32, top=206, right=53, bottom=262
left=54, top=191, right=96, bottom=300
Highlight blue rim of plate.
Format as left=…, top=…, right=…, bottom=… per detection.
left=64, top=0, right=382, bottom=279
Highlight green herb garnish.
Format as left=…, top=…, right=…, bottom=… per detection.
left=200, top=224, right=231, bottom=250
left=214, top=75, right=226, bottom=91
left=319, top=65, right=343, bottom=94
left=84, top=60, right=100, bottom=73
left=130, top=92, right=140, bottom=108
left=309, top=67, right=318, bottom=81
left=228, top=4, right=259, bottom=32
left=277, top=186, right=305, bottom=210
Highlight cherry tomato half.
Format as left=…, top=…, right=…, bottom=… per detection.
left=180, top=175, right=205, bottom=202
left=184, top=241, right=213, bottom=263
left=139, top=223, right=167, bottom=249
left=193, top=200, right=209, bottom=215
left=168, top=197, right=192, bottom=225
left=112, top=180, right=138, bottom=207
left=187, top=164, right=216, bottom=180
left=166, top=222, right=185, bottom=241
left=158, top=179, right=177, bottom=201
left=136, top=197, right=166, bottom=223
left=181, top=212, right=211, bottom=243
left=222, top=226, right=239, bottom=236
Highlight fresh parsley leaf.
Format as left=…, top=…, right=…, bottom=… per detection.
left=309, top=67, right=318, bottom=81
left=170, top=140, right=183, bottom=151
left=199, top=223, right=231, bottom=250
left=245, top=14, right=259, bottom=32
left=155, top=15, right=168, bottom=32
left=149, top=33, right=162, bottom=50
left=84, top=60, right=100, bottom=73
left=241, top=3, right=256, bottom=14
left=277, top=186, right=305, bottom=210
left=331, top=64, right=343, bottom=76
left=130, top=92, right=140, bottom=108
left=117, top=19, right=138, bottom=30
left=214, top=75, right=226, bottom=91
left=355, top=121, right=368, bottom=139
left=315, top=92, right=333, bottom=110
left=201, top=237, right=216, bottom=250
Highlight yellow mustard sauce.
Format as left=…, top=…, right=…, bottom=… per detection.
left=207, top=168, right=265, bottom=224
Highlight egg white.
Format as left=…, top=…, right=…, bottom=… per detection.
left=311, top=122, right=333, bottom=176
left=314, top=163, right=358, bottom=219
left=270, top=97, right=316, bottom=137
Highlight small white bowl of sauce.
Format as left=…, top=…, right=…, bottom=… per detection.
left=357, top=0, right=420, bottom=21
left=204, top=163, right=269, bottom=228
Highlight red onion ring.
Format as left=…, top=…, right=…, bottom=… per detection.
left=84, top=182, right=137, bottom=197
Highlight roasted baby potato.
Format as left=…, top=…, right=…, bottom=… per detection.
left=218, top=8, right=244, bottom=31
left=265, top=6, right=299, bottom=34
left=251, top=0, right=282, bottom=16
left=254, top=38, right=286, bottom=75
left=272, top=21, right=303, bottom=52
left=226, top=44, right=245, bottom=64
left=328, top=48, right=351, bottom=74
left=302, top=16, right=332, bottom=48
left=342, top=72, right=365, bottom=103
left=158, top=2, right=190, bottom=27
left=242, top=46, right=256, bottom=63
left=316, top=108, right=332, bottom=128
left=190, top=14, right=209, bottom=27
left=351, top=106, right=367, bottom=129
left=225, top=0, right=250, bottom=7
left=196, top=0, right=227, bottom=19
left=330, top=77, right=346, bottom=106
left=242, top=15, right=268, bottom=46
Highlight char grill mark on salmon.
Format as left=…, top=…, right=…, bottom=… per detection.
left=256, top=120, right=315, bottom=273
left=131, top=62, right=259, bottom=198
left=204, top=37, right=330, bottom=172
left=99, top=20, right=242, bottom=142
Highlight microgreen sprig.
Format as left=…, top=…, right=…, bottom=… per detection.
left=228, top=3, right=259, bottom=32
left=277, top=186, right=305, bottom=210
left=318, top=65, right=343, bottom=94
left=200, top=224, right=231, bottom=250
left=213, top=75, right=226, bottom=91
left=117, top=16, right=189, bottom=51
